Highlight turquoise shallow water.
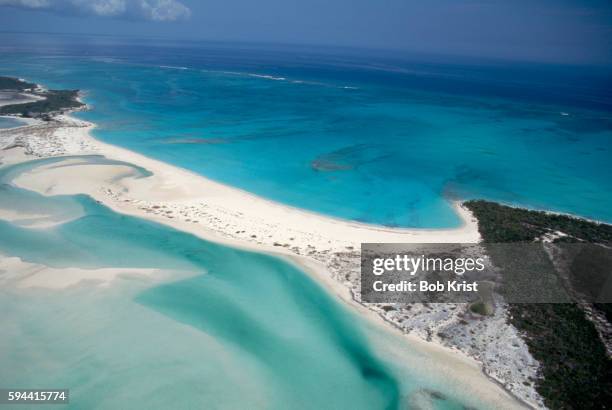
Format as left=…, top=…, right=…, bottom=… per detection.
left=0, top=117, right=25, bottom=129
left=1, top=34, right=610, bottom=227
left=0, top=157, right=486, bottom=409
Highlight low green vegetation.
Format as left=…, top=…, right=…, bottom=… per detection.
left=0, top=76, right=36, bottom=90
left=0, top=76, right=84, bottom=118
left=464, top=200, right=612, bottom=409
left=0, top=89, right=83, bottom=117
left=468, top=301, right=493, bottom=316
left=508, top=303, right=610, bottom=409
left=465, top=200, right=612, bottom=243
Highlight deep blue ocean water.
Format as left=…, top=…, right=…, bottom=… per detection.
left=1, top=33, right=610, bottom=227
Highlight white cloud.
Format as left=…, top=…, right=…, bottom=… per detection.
left=73, top=0, right=127, bottom=17
left=0, top=0, right=191, bottom=21
left=0, top=0, right=51, bottom=8
left=139, top=0, right=191, bottom=21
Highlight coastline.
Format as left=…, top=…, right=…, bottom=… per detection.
left=0, top=112, right=537, bottom=408
left=60, top=115, right=482, bottom=249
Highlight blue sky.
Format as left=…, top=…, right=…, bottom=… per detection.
left=0, top=0, right=611, bottom=64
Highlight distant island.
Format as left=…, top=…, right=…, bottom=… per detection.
left=0, top=76, right=84, bottom=119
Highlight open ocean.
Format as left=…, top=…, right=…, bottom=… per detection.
left=1, top=33, right=610, bottom=227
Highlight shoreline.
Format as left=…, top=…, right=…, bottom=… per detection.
left=81, top=117, right=482, bottom=246
left=290, top=254, right=538, bottom=409
left=0, top=112, right=537, bottom=408
left=3, top=114, right=480, bottom=249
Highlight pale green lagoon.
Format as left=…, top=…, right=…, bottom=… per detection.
left=0, top=117, right=25, bottom=129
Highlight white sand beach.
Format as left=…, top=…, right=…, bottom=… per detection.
left=0, top=91, right=44, bottom=107
left=7, top=117, right=480, bottom=251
